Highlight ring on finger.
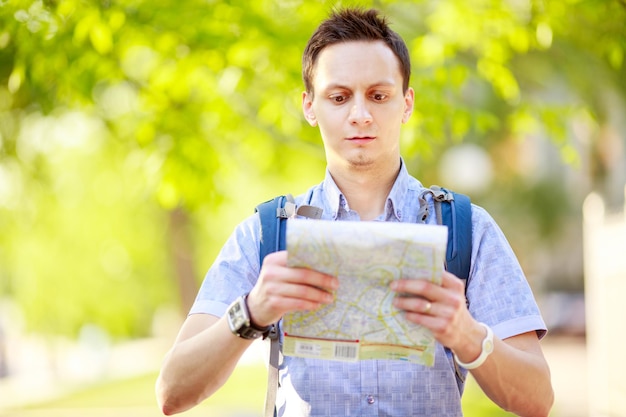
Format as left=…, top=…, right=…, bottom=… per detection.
left=423, top=301, right=432, bottom=315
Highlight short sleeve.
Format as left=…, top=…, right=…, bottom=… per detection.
left=466, top=205, right=547, bottom=340
left=189, top=213, right=261, bottom=318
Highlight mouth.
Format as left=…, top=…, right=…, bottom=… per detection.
left=346, top=136, right=376, bottom=145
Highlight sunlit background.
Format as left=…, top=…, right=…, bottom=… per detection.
left=1, top=0, right=625, bottom=416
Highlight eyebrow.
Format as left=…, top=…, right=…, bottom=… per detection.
left=323, top=81, right=397, bottom=92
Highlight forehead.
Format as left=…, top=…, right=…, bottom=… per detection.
left=312, top=40, right=403, bottom=89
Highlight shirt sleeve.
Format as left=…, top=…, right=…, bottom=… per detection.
left=188, top=213, right=261, bottom=318
left=466, top=205, right=547, bottom=340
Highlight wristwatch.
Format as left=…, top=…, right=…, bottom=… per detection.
left=454, top=322, right=494, bottom=369
left=226, top=294, right=272, bottom=340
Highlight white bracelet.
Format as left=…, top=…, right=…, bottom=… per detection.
left=453, top=322, right=494, bottom=370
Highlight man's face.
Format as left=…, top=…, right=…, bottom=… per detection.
left=302, top=40, right=414, bottom=171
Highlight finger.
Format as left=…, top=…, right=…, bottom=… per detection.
left=262, top=250, right=288, bottom=267
left=258, top=268, right=337, bottom=313
left=402, top=311, right=447, bottom=333
left=399, top=301, right=464, bottom=336
left=393, top=295, right=435, bottom=316
left=393, top=287, right=464, bottom=322
left=441, top=270, right=465, bottom=291
left=279, top=280, right=335, bottom=304
left=423, top=300, right=432, bottom=315
left=391, top=272, right=464, bottom=301
left=391, top=278, right=444, bottom=302
left=263, top=252, right=339, bottom=291
left=249, top=281, right=334, bottom=324
left=292, top=267, right=339, bottom=291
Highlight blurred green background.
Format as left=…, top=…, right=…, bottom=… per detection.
left=0, top=0, right=624, bottom=415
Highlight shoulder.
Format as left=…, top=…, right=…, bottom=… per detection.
left=469, top=203, right=509, bottom=243
left=470, top=203, right=494, bottom=226
left=223, top=212, right=261, bottom=259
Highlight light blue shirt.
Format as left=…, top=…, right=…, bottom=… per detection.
left=191, top=161, right=547, bottom=416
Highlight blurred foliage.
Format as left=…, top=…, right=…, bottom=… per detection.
left=0, top=0, right=625, bottom=338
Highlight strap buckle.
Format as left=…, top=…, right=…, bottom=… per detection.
left=276, top=194, right=323, bottom=219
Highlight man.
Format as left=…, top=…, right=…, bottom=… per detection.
left=156, top=8, right=554, bottom=417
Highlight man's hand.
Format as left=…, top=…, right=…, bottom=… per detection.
left=246, top=250, right=339, bottom=327
left=390, top=271, right=481, bottom=354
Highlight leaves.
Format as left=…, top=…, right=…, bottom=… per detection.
left=0, top=0, right=625, bottom=337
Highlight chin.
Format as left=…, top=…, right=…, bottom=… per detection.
left=347, top=156, right=375, bottom=169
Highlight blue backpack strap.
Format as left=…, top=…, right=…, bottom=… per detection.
left=255, top=195, right=288, bottom=417
left=441, top=190, right=472, bottom=282
left=418, top=186, right=473, bottom=286
left=431, top=187, right=472, bottom=395
left=255, top=194, right=323, bottom=265
left=255, top=194, right=322, bottom=417
left=255, top=195, right=289, bottom=265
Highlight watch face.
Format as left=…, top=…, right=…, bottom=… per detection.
left=484, top=339, right=494, bottom=353
left=228, top=298, right=249, bottom=332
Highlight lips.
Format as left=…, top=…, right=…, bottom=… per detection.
left=346, top=136, right=376, bottom=145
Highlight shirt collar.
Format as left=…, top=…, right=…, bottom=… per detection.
left=321, top=170, right=344, bottom=220
left=321, top=158, right=410, bottom=221
left=386, top=159, right=409, bottom=221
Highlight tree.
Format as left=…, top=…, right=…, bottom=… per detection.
left=0, top=0, right=624, bottom=337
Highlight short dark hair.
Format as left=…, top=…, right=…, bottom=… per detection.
left=302, top=8, right=411, bottom=94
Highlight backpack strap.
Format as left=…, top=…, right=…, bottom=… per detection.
left=255, top=194, right=322, bottom=417
left=438, top=187, right=472, bottom=283
left=417, top=186, right=472, bottom=284
left=418, top=185, right=473, bottom=394
left=257, top=195, right=289, bottom=264
left=256, top=194, right=323, bottom=264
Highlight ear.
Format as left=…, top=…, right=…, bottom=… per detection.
left=402, top=87, right=415, bottom=124
left=302, top=91, right=317, bottom=127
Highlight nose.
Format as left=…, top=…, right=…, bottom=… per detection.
left=348, top=97, right=373, bottom=125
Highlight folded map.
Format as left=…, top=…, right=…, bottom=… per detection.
left=283, top=218, right=447, bottom=366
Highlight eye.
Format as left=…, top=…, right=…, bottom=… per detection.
left=371, top=92, right=388, bottom=102
left=329, top=94, right=349, bottom=104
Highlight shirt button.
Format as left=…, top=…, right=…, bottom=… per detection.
left=366, top=394, right=375, bottom=404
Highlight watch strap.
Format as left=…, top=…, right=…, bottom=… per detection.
left=454, top=322, right=494, bottom=369
left=243, top=294, right=273, bottom=338
left=228, top=294, right=272, bottom=340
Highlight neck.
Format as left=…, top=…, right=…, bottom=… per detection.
left=329, top=159, right=401, bottom=221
